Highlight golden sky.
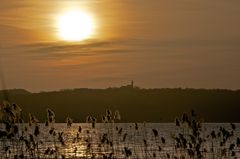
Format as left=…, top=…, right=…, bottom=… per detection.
left=0, top=0, right=240, bottom=91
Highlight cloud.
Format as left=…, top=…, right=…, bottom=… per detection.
left=3, top=37, right=240, bottom=65
left=15, top=39, right=131, bottom=61
left=0, top=25, right=37, bottom=45
left=0, top=1, right=30, bottom=11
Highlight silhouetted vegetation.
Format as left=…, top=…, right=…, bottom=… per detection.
left=0, top=101, right=239, bottom=158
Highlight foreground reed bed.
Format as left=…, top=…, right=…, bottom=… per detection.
left=0, top=101, right=239, bottom=159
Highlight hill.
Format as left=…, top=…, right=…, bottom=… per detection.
left=0, top=87, right=240, bottom=122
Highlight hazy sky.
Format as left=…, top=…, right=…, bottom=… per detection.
left=0, top=0, right=240, bottom=92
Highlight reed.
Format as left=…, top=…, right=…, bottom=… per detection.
left=0, top=101, right=239, bottom=159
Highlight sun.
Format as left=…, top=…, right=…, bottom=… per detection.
left=57, top=10, right=94, bottom=41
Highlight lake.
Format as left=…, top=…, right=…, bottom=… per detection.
left=0, top=123, right=239, bottom=158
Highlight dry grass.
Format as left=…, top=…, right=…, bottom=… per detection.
left=0, top=101, right=239, bottom=159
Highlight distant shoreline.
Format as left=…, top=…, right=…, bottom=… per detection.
left=1, top=87, right=239, bottom=123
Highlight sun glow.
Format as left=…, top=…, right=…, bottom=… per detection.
left=57, top=10, right=94, bottom=41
